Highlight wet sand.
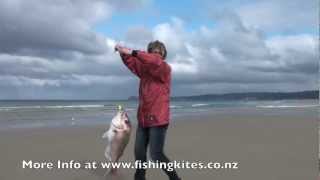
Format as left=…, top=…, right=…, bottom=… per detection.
left=0, top=108, right=317, bottom=180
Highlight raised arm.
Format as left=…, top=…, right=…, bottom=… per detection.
left=120, top=53, right=143, bottom=78
left=115, top=45, right=170, bottom=82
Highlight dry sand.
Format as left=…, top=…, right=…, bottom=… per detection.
left=0, top=109, right=317, bottom=180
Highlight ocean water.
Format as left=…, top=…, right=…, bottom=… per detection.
left=0, top=99, right=318, bottom=130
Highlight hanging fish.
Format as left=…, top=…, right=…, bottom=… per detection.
left=102, top=105, right=132, bottom=174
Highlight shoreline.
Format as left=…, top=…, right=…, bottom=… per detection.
left=0, top=105, right=318, bottom=132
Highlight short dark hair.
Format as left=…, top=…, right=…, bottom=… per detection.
left=147, top=40, right=167, bottom=59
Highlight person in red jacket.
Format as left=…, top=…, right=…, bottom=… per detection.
left=115, top=40, right=181, bottom=180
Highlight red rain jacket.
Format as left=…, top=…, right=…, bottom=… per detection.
left=120, top=51, right=171, bottom=127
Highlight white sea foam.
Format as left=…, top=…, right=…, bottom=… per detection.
left=0, top=104, right=105, bottom=111
left=256, top=104, right=319, bottom=109
left=191, top=103, right=210, bottom=107
left=170, top=105, right=183, bottom=109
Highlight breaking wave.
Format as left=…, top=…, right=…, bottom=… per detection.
left=191, top=103, right=210, bottom=107
left=256, top=104, right=319, bottom=109
left=0, top=104, right=107, bottom=111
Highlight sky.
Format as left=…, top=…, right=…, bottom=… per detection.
left=0, top=0, right=318, bottom=99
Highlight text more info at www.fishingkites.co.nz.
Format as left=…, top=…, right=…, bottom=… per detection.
left=22, top=160, right=239, bottom=172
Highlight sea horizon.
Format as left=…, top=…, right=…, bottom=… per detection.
left=0, top=98, right=318, bottom=130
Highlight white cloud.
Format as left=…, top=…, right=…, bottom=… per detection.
left=0, top=0, right=317, bottom=99
left=236, top=0, right=317, bottom=31
left=0, top=75, right=60, bottom=87
left=68, top=74, right=132, bottom=86
left=147, top=16, right=317, bottom=95
left=266, top=35, right=318, bottom=55
left=152, top=17, right=186, bottom=52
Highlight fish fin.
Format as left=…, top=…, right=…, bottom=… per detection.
left=102, top=132, right=107, bottom=138
left=102, top=130, right=109, bottom=138
left=105, top=145, right=112, bottom=161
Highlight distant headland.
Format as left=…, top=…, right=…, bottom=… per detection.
left=128, top=90, right=319, bottom=101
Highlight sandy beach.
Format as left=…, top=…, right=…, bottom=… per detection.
left=0, top=107, right=317, bottom=180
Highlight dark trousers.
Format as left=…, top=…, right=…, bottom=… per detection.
left=134, top=124, right=180, bottom=180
